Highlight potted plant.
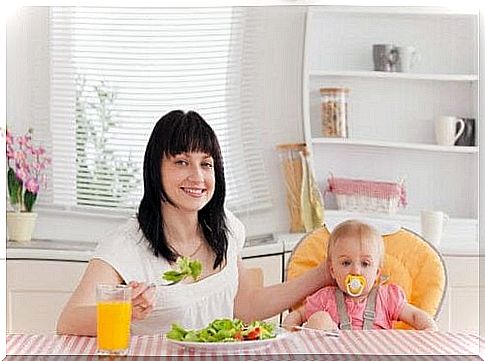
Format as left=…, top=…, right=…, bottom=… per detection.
left=6, top=128, right=51, bottom=242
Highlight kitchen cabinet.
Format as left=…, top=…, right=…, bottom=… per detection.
left=6, top=251, right=481, bottom=334
left=6, top=259, right=87, bottom=333
left=303, top=6, right=478, bottom=219
left=242, top=254, right=284, bottom=324
left=436, top=256, right=482, bottom=334
left=6, top=254, right=285, bottom=333
left=242, top=254, right=283, bottom=287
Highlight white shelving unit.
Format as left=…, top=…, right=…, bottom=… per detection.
left=302, top=6, right=479, bottom=219
left=311, top=138, right=479, bottom=153
left=309, top=70, right=478, bottom=82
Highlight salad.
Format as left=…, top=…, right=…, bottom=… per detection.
left=162, top=256, right=202, bottom=284
left=166, top=318, right=276, bottom=343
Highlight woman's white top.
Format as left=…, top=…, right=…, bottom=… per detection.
left=92, top=211, right=246, bottom=335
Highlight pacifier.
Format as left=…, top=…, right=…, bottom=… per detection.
left=345, top=274, right=367, bottom=297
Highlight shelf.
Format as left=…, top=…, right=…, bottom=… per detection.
left=309, top=70, right=478, bottom=82
left=308, top=6, right=479, bottom=16
left=303, top=7, right=478, bottom=220
left=311, top=138, right=479, bottom=153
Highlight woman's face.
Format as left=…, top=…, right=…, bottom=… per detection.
left=161, top=151, right=215, bottom=212
left=329, top=235, right=382, bottom=298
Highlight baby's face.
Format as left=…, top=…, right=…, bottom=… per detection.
left=329, top=235, right=382, bottom=299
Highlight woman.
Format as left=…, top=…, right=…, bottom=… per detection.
left=57, top=110, right=332, bottom=336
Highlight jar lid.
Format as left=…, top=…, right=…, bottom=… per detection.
left=319, top=87, right=350, bottom=93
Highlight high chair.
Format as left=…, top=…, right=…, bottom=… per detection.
left=286, top=225, right=447, bottom=329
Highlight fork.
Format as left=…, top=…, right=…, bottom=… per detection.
left=149, top=280, right=181, bottom=287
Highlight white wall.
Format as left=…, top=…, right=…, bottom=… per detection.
left=7, top=7, right=50, bottom=135
left=6, top=6, right=307, bottom=242
left=234, top=6, right=307, bottom=236
left=479, top=8, right=484, bottom=336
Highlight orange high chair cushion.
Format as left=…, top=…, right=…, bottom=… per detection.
left=286, top=225, right=447, bottom=329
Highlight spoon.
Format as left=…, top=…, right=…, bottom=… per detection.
left=280, top=324, right=339, bottom=338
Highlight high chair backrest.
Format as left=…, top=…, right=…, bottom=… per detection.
left=286, top=225, right=447, bottom=329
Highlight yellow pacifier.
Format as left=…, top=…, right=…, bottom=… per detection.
left=345, top=274, right=367, bottom=297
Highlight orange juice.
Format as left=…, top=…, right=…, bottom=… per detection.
left=97, top=301, right=132, bottom=351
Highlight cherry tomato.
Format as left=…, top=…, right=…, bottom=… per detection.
left=245, top=327, right=261, bottom=340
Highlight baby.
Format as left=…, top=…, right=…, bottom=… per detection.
left=284, top=219, right=438, bottom=331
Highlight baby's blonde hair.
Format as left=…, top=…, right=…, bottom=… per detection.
left=327, top=219, right=385, bottom=266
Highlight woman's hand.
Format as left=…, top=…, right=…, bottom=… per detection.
left=316, top=259, right=336, bottom=288
left=128, top=281, right=156, bottom=320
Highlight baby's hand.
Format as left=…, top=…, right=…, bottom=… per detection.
left=423, top=323, right=439, bottom=331
left=128, top=281, right=156, bottom=320
left=306, top=311, right=338, bottom=331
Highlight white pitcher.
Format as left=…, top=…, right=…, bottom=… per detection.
left=421, top=210, right=449, bottom=247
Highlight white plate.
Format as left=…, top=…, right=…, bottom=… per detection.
left=166, top=327, right=291, bottom=353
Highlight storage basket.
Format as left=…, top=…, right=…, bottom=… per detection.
left=326, top=175, right=407, bottom=214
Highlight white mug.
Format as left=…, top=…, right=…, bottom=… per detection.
left=420, top=210, right=449, bottom=247
left=434, top=116, right=465, bottom=146
left=395, top=46, right=420, bottom=72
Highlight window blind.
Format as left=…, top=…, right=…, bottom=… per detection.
left=48, top=7, right=272, bottom=213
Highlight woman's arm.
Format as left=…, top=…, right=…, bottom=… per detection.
left=234, top=258, right=334, bottom=322
left=56, top=259, right=155, bottom=336
left=56, top=259, right=121, bottom=336
left=398, top=303, right=438, bottom=331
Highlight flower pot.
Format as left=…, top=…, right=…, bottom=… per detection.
left=6, top=212, right=38, bottom=243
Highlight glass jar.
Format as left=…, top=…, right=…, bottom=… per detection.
left=320, top=87, right=349, bottom=138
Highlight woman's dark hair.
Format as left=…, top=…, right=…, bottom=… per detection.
left=137, top=110, right=228, bottom=269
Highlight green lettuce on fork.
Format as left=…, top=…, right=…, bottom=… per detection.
left=166, top=318, right=276, bottom=343
left=162, top=256, right=202, bottom=283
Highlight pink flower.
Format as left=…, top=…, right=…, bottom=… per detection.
left=6, top=128, right=50, bottom=212
left=17, top=135, right=31, bottom=147
left=15, top=167, right=29, bottom=182
left=34, top=146, right=46, bottom=156
left=6, top=129, right=13, bottom=145
left=33, top=162, right=41, bottom=172
left=25, top=178, right=40, bottom=194
left=6, top=145, right=15, bottom=160
left=13, top=150, right=26, bottom=163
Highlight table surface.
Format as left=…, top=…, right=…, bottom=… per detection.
left=6, top=330, right=485, bottom=359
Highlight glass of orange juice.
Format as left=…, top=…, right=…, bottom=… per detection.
left=96, top=284, right=132, bottom=356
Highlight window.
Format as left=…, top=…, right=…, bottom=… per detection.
left=48, top=7, right=271, bottom=213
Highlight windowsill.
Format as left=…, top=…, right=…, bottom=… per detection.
left=34, top=204, right=134, bottom=220
left=33, top=202, right=272, bottom=221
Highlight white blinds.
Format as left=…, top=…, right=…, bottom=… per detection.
left=49, top=7, right=271, bottom=213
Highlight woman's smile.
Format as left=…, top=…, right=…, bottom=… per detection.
left=180, top=186, right=207, bottom=197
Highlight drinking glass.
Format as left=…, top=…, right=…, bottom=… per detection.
left=96, top=284, right=132, bottom=356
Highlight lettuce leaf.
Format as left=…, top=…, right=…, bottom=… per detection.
left=162, top=256, right=202, bottom=283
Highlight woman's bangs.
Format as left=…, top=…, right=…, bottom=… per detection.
left=165, top=118, right=218, bottom=158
